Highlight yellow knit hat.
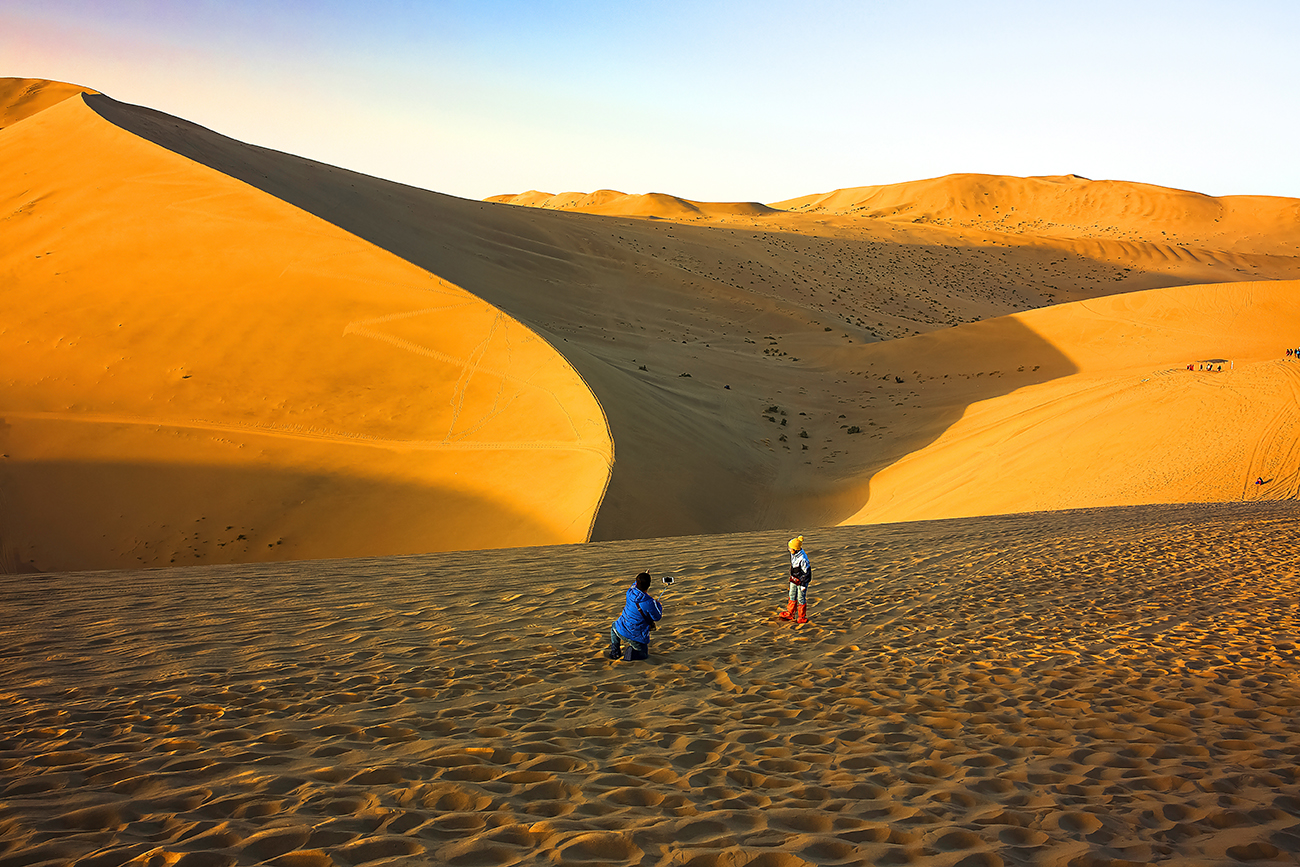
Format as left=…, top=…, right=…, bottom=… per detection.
left=788, top=535, right=803, bottom=551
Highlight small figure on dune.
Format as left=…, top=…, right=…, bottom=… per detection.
left=777, top=535, right=812, bottom=624
left=604, top=571, right=663, bottom=662
left=1256, top=477, right=1265, bottom=486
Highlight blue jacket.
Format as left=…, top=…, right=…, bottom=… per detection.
left=613, top=586, right=663, bottom=644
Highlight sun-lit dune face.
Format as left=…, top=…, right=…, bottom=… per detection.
left=0, top=77, right=94, bottom=129
left=843, top=279, right=1300, bottom=525
left=9, top=78, right=1300, bottom=570
left=78, top=92, right=1300, bottom=548
left=487, top=189, right=776, bottom=219
left=0, top=91, right=611, bottom=573
left=773, top=172, right=1300, bottom=254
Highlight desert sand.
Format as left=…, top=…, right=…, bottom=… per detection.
left=6, top=76, right=1300, bottom=867
left=1, top=81, right=612, bottom=573
left=5, top=78, right=1300, bottom=570
left=3, top=501, right=1300, bottom=866
left=0, top=78, right=95, bottom=128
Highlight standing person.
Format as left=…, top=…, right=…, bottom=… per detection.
left=777, top=535, right=812, bottom=624
left=604, top=571, right=664, bottom=662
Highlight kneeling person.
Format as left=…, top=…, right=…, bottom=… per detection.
left=605, top=571, right=664, bottom=661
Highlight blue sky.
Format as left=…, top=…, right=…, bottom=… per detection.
left=6, top=1, right=1299, bottom=202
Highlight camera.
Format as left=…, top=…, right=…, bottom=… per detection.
left=662, top=576, right=674, bottom=584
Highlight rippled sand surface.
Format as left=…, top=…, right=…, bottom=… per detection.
left=4, top=501, right=1300, bottom=866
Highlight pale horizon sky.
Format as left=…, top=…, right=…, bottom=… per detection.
left=6, top=1, right=1299, bottom=203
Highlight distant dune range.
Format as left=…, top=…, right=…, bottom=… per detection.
left=3, top=77, right=1300, bottom=571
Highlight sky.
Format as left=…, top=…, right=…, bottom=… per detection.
left=5, top=0, right=1299, bottom=203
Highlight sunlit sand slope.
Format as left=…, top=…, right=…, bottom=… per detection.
left=487, top=189, right=776, bottom=219
left=10, top=79, right=1300, bottom=567
left=3, top=502, right=1300, bottom=865
left=96, top=90, right=1300, bottom=549
left=774, top=172, right=1300, bottom=254
left=845, top=279, right=1300, bottom=524
left=0, top=77, right=94, bottom=129
left=0, top=91, right=611, bottom=572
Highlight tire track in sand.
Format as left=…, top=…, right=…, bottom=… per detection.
left=1242, top=361, right=1300, bottom=501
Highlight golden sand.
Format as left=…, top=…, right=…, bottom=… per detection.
left=3, top=502, right=1299, bottom=865
left=5, top=79, right=1300, bottom=570
left=0, top=78, right=95, bottom=128
left=2, top=85, right=611, bottom=573
left=6, top=75, right=1300, bottom=867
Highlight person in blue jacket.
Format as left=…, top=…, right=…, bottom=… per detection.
left=604, top=571, right=664, bottom=661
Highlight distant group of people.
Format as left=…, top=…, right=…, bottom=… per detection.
left=1187, top=362, right=1224, bottom=371
left=1287, top=349, right=1300, bottom=358
left=603, top=535, right=814, bottom=662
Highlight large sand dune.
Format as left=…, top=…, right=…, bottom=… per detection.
left=773, top=173, right=1300, bottom=255
left=841, top=278, right=1300, bottom=524
left=3, top=502, right=1300, bottom=865
left=6, top=76, right=1300, bottom=867
left=4, top=78, right=1300, bottom=571
left=486, top=189, right=778, bottom=219
left=1, top=83, right=611, bottom=573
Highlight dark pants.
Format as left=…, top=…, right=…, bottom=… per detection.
left=607, top=627, right=648, bottom=661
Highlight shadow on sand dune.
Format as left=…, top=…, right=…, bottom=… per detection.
left=85, top=93, right=1078, bottom=539
left=0, top=457, right=557, bottom=573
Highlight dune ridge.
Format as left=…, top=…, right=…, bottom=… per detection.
left=486, top=189, right=777, bottom=220
left=5, top=77, right=1300, bottom=571
left=0, top=86, right=611, bottom=572
left=3, top=501, right=1299, bottom=865
left=0, top=77, right=95, bottom=129
left=773, top=173, right=1300, bottom=254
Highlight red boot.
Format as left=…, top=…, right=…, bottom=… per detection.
left=777, top=599, right=796, bottom=620
left=796, top=604, right=808, bottom=624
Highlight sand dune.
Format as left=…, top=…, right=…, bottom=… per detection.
left=3, top=501, right=1299, bottom=865
left=7, top=74, right=1300, bottom=867
left=839, top=278, right=1300, bottom=525
left=5, top=78, right=1300, bottom=571
left=0, top=84, right=611, bottom=573
left=0, top=77, right=94, bottom=129
left=486, top=189, right=776, bottom=219
left=773, top=173, right=1300, bottom=255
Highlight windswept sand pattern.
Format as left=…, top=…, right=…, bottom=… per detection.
left=3, top=502, right=1300, bottom=866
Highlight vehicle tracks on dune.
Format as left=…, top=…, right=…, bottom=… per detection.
left=1242, top=361, right=1300, bottom=501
